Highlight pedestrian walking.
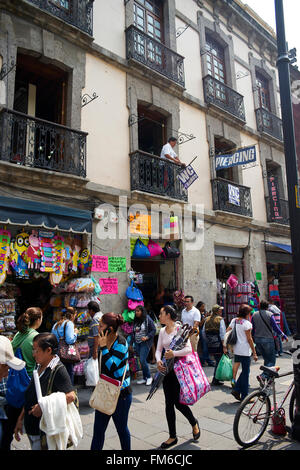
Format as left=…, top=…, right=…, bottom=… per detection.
left=133, top=306, right=156, bottom=386
left=202, top=305, right=226, bottom=386
left=90, top=313, right=132, bottom=451
left=87, top=301, right=103, bottom=360
left=181, top=296, right=201, bottom=353
left=268, top=300, right=283, bottom=356
left=252, top=300, right=288, bottom=387
left=155, top=305, right=200, bottom=449
left=224, top=304, right=258, bottom=401
left=14, top=333, right=76, bottom=450
left=51, top=307, right=78, bottom=384
left=196, top=302, right=215, bottom=366
left=1, top=307, right=43, bottom=450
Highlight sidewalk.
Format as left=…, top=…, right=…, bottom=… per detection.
left=11, top=346, right=300, bottom=451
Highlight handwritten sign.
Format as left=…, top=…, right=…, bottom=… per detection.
left=108, top=257, right=126, bottom=273
left=99, top=278, right=118, bottom=295
left=129, top=214, right=151, bottom=236
left=92, top=256, right=108, bottom=272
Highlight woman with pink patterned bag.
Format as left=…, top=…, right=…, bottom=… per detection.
left=155, top=306, right=200, bottom=449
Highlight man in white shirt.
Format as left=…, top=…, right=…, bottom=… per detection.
left=181, top=295, right=201, bottom=352
left=160, top=137, right=185, bottom=167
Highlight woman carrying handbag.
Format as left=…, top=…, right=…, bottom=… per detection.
left=90, top=313, right=132, bottom=451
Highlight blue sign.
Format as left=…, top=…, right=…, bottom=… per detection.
left=177, top=165, right=199, bottom=190
left=215, top=145, right=256, bottom=171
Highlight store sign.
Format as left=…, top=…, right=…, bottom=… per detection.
left=92, top=255, right=108, bottom=272
left=268, top=176, right=282, bottom=221
left=99, top=278, right=118, bottom=295
left=129, top=214, right=151, bottom=236
left=215, top=146, right=256, bottom=171
left=177, top=165, right=198, bottom=189
left=228, top=184, right=240, bottom=206
left=108, top=257, right=126, bottom=273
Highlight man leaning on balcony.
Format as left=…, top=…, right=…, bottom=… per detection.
left=160, top=137, right=186, bottom=168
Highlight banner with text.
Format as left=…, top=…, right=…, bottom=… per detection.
left=215, top=146, right=256, bottom=171
left=177, top=165, right=198, bottom=190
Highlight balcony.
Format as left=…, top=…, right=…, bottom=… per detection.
left=26, top=0, right=93, bottom=35
left=125, top=25, right=185, bottom=87
left=130, top=150, right=188, bottom=202
left=212, top=178, right=253, bottom=218
left=203, top=75, right=246, bottom=122
left=266, top=197, right=290, bottom=225
left=255, top=108, right=283, bottom=141
left=0, top=109, right=87, bottom=178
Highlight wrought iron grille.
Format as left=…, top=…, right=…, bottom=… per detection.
left=255, top=108, right=283, bottom=141
left=26, top=0, right=93, bottom=35
left=266, top=197, right=290, bottom=225
left=212, top=178, right=253, bottom=217
left=203, top=75, right=246, bottom=122
left=130, top=151, right=188, bottom=202
left=0, top=109, right=87, bottom=178
left=126, top=25, right=185, bottom=87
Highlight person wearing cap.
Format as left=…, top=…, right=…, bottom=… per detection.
left=0, top=336, right=26, bottom=448
left=203, top=305, right=226, bottom=386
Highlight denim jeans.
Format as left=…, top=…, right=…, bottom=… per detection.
left=91, top=393, right=132, bottom=450
left=134, top=342, right=151, bottom=380
left=199, top=329, right=211, bottom=363
left=255, top=337, right=276, bottom=378
left=233, top=355, right=251, bottom=400
left=64, top=362, right=74, bottom=385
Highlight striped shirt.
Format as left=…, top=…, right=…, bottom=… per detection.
left=100, top=335, right=131, bottom=395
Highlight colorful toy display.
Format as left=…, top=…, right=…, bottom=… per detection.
left=50, top=235, right=65, bottom=286
left=10, top=231, right=30, bottom=278
left=39, top=231, right=56, bottom=273
left=26, top=230, right=41, bottom=270
left=0, top=229, right=11, bottom=285
left=78, top=248, right=92, bottom=274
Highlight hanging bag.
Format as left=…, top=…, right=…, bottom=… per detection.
left=132, top=239, right=151, bottom=259
left=226, top=319, right=238, bottom=346
left=58, top=321, right=81, bottom=364
left=161, top=242, right=180, bottom=259
left=173, top=352, right=211, bottom=406
left=215, top=354, right=233, bottom=382
left=6, top=346, right=31, bottom=408
left=126, top=280, right=143, bottom=301
left=89, top=353, right=128, bottom=415
left=147, top=239, right=163, bottom=257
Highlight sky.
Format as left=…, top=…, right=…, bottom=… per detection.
left=241, top=0, right=300, bottom=59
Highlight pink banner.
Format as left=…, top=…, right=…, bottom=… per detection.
left=99, top=278, right=118, bottom=295
left=92, top=256, right=108, bottom=272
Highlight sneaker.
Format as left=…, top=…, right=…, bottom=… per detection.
left=137, top=379, right=146, bottom=385
left=146, top=377, right=153, bottom=386
left=231, top=390, right=241, bottom=401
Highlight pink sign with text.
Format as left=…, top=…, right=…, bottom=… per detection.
left=92, top=256, right=108, bottom=272
left=99, top=278, right=118, bottom=295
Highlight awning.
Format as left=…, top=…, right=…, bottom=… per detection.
left=264, top=241, right=292, bottom=254
left=0, top=196, right=92, bottom=234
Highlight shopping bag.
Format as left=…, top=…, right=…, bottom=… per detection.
left=126, top=280, right=143, bottom=301
left=84, top=358, right=99, bottom=386
left=174, top=352, right=211, bottom=405
left=147, top=239, right=163, bottom=257
left=6, top=348, right=31, bottom=408
left=132, top=239, right=151, bottom=258
left=215, top=354, right=233, bottom=382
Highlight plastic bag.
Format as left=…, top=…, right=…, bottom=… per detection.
left=84, top=357, right=99, bottom=386
left=215, top=354, right=233, bottom=382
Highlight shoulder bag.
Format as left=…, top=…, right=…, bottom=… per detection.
left=126, top=280, right=143, bottom=301
left=173, top=352, right=210, bottom=405
left=58, top=322, right=81, bottom=364
left=226, top=319, right=238, bottom=346
left=89, top=353, right=128, bottom=415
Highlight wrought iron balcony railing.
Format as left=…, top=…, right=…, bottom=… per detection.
left=0, top=109, right=87, bottom=178
left=26, top=0, right=93, bottom=36
left=203, top=75, right=246, bottom=122
left=266, top=197, right=290, bottom=225
left=126, top=25, right=185, bottom=87
left=255, top=108, right=283, bottom=141
left=212, top=178, right=253, bottom=218
left=130, top=150, right=188, bottom=202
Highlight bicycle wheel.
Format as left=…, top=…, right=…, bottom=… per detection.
left=289, top=388, right=296, bottom=424
left=233, top=390, right=271, bottom=448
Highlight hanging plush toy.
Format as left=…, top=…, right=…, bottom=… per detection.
left=71, top=243, right=81, bottom=273
left=50, top=235, right=65, bottom=286
left=0, top=229, right=11, bottom=285
left=10, top=231, right=30, bottom=278
left=26, top=230, right=41, bottom=270
left=64, top=242, right=73, bottom=274
left=79, top=248, right=92, bottom=274
left=39, top=231, right=56, bottom=273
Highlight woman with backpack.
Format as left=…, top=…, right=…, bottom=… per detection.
left=133, top=306, right=156, bottom=386
left=1, top=307, right=43, bottom=450
left=51, top=307, right=78, bottom=385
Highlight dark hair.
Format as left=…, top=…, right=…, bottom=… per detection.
left=54, top=307, right=76, bottom=330
left=168, top=137, right=177, bottom=143
left=88, top=301, right=100, bottom=313
left=238, top=304, right=253, bottom=318
left=196, top=301, right=205, bottom=310
left=33, top=333, right=58, bottom=355
left=134, top=306, right=147, bottom=325
left=102, top=312, right=124, bottom=332
left=260, top=300, right=269, bottom=310
left=184, top=295, right=194, bottom=303
left=161, top=305, right=177, bottom=321
left=16, top=307, right=43, bottom=333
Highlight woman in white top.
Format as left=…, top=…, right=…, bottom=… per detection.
left=155, top=305, right=200, bottom=449
left=224, top=304, right=257, bottom=401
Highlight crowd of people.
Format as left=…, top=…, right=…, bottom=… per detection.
left=0, top=291, right=291, bottom=451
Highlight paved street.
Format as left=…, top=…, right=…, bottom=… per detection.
left=11, top=344, right=300, bottom=452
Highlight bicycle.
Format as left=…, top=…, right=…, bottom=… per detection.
left=233, top=365, right=296, bottom=448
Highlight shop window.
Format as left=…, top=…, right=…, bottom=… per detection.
left=133, top=0, right=164, bottom=65
left=206, top=35, right=226, bottom=101
left=137, top=104, right=167, bottom=156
